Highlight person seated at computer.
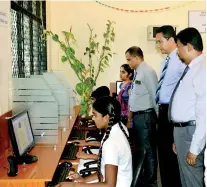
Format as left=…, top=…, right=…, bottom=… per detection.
left=79, top=86, right=110, bottom=121
left=91, top=86, right=110, bottom=100
left=74, top=86, right=110, bottom=160
left=116, top=64, right=133, bottom=125
left=56, top=96, right=132, bottom=187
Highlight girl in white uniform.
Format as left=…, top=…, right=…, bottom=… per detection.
left=56, top=96, right=133, bottom=187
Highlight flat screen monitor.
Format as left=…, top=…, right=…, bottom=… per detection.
left=8, top=110, right=35, bottom=161
left=116, top=81, right=123, bottom=95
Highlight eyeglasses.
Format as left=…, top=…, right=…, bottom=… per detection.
left=155, top=37, right=169, bottom=45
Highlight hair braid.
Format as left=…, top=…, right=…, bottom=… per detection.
left=118, top=121, right=132, bottom=153
left=97, top=115, right=115, bottom=182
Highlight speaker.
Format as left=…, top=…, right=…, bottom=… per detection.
left=7, top=156, right=18, bottom=177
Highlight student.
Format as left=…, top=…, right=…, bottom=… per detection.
left=116, top=64, right=133, bottom=125
left=170, top=27, right=206, bottom=187
left=75, top=86, right=110, bottom=160
left=91, top=86, right=110, bottom=100
left=56, top=97, right=133, bottom=187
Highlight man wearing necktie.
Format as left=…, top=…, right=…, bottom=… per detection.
left=155, top=25, right=185, bottom=187
left=170, top=28, right=206, bottom=187
left=126, top=46, right=158, bottom=187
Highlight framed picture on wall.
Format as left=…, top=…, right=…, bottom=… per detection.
left=188, top=10, right=206, bottom=33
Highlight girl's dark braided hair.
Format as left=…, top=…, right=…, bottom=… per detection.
left=92, top=96, right=131, bottom=182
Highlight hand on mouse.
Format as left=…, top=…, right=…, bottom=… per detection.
left=72, top=140, right=87, bottom=147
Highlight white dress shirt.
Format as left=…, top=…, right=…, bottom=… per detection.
left=205, top=148, right=207, bottom=185
left=171, top=54, right=206, bottom=155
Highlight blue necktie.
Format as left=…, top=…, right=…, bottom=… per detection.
left=168, top=66, right=189, bottom=121
left=155, top=56, right=170, bottom=103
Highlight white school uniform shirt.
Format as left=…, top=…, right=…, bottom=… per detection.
left=171, top=54, right=206, bottom=155
left=101, top=122, right=132, bottom=187
left=205, top=148, right=207, bottom=185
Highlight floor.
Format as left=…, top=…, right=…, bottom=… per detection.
left=157, top=164, right=162, bottom=187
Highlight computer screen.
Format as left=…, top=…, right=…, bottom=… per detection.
left=8, top=110, right=35, bottom=158
left=116, top=81, right=123, bottom=95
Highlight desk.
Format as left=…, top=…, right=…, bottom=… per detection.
left=0, top=106, right=80, bottom=187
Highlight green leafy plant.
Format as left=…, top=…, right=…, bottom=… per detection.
left=44, top=20, right=115, bottom=116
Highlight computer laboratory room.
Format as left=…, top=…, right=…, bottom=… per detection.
left=0, top=1, right=206, bottom=187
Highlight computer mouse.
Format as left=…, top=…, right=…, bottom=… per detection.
left=73, top=142, right=80, bottom=145
left=59, top=161, right=72, bottom=168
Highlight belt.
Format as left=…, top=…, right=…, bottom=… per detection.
left=133, top=108, right=154, bottom=115
left=158, top=104, right=169, bottom=110
left=172, top=120, right=196, bottom=127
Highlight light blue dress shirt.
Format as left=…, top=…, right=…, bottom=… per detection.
left=158, top=49, right=186, bottom=104
left=171, top=54, right=206, bottom=155
left=129, top=62, right=158, bottom=113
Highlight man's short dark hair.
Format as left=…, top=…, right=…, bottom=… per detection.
left=156, top=25, right=177, bottom=42
left=176, top=27, right=203, bottom=52
left=125, top=46, right=144, bottom=59
left=91, top=86, right=110, bottom=100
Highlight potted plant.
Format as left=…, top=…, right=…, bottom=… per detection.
left=44, top=20, right=115, bottom=116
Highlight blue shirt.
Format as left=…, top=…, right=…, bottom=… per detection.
left=158, top=49, right=186, bottom=104
left=171, top=54, right=206, bottom=155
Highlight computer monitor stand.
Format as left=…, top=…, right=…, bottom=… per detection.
left=18, top=154, right=38, bottom=164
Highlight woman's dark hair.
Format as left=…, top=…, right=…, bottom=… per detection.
left=91, top=86, right=110, bottom=100
left=92, top=96, right=131, bottom=182
left=176, top=27, right=203, bottom=52
left=156, top=25, right=177, bottom=42
left=121, top=64, right=134, bottom=80
left=125, top=46, right=144, bottom=59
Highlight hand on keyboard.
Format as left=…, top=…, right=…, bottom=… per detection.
left=67, top=170, right=85, bottom=183
left=76, top=151, right=90, bottom=159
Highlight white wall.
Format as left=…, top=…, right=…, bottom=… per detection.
left=0, top=1, right=11, bottom=115
left=46, top=1, right=206, bottom=89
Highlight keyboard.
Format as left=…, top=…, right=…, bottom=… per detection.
left=70, top=130, right=85, bottom=140
left=61, top=143, right=79, bottom=160
left=47, top=162, right=72, bottom=187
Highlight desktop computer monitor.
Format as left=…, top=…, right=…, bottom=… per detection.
left=116, top=81, right=123, bottom=95
left=8, top=110, right=37, bottom=164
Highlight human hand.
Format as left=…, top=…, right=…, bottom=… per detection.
left=126, top=120, right=131, bottom=128
left=76, top=151, right=89, bottom=159
left=186, top=151, right=197, bottom=166
left=54, top=182, right=74, bottom=187
left=67, top=170, right=85, bottom=183
left=72, top=140, right=87, bottom=147
left=172, top=143, right=177, bottom=154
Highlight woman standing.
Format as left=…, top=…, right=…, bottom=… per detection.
left=116, top=64, right=133, bottom=125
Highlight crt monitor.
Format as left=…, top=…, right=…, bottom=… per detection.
left=8, top=110, right=37, bottom=164
left=116, top=81, right=123, bottom=95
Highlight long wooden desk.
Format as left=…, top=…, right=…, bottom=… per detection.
left=0, top=106, right=80, bottom=187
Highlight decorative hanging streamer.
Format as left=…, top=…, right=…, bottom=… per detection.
left=95, top=1, right=194, bottom=13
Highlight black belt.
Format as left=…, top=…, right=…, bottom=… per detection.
left=172, top=120, right=196, bottom=127
left=158, top=104, right=169, bottom=110
left=133, top=108, right=154, bottom=115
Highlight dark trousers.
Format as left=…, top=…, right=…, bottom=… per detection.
left=132, top=109, right=157, bottom=187
left=157, top=104, right=182, bottom=187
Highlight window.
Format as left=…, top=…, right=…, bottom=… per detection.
left=11, top=1, right=47, bottom=78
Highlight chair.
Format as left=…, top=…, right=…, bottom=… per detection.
left=130, top=150, right=146, bottom=187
